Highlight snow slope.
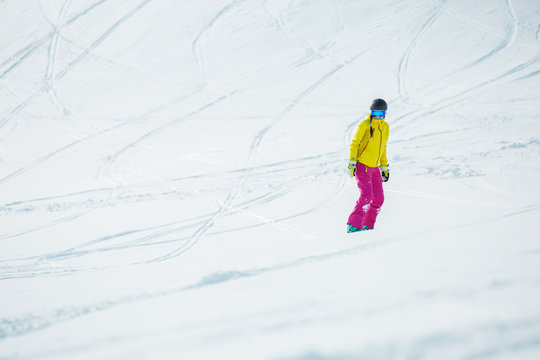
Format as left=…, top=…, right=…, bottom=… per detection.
left=1, top=0, right=540, bottom=358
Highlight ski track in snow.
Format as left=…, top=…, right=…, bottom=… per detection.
left=415, top=0, right=523, bottom=98
left=397, top=0, right=448, bottom=105
left=392, top=54, right=540, bottom=134
left=0, top=151, right=341, bottom=278
left=0, top=151, right=336, bottom=217
left=147, top=49, right=366, bottom=263
left=2, top=202, right=538, bottom=341
left=3, top=0, right=489, bottom=270
left=192, top=0, right=241, bottom=83
left=391, top=15, right=540, bottom=138
left=263, top=0, right=345, bottom=67
left=1, top=0, right=540, bottom=357
left=98, top=90, right=238, bottom=184
left=0, top=194, right=279, bottom=280
left=53, top=0, right=154, bottom=82
left=0, top=0, right=532, bottom=266
left=505, top=0, right=518, bottom=48
left=42, top=0, right=73, bottom=103
left=0, top=83, right=211, bottom=206
left=446, top=1, right=516, bottom=72
left=0, top=2, right=534, bottom=265
left=0, top=0, right=152, bottom=132
left=38, top=0, right=112, bottom=140
left=395, top=0, right=537, bottom=115
left=0, top=0, right=108, bottom=79
left=1, top=174, right=360, bottom=329
left=0, top=231, right=432, bottom=339
left=144, top=11, right=364, bottom=262
left=0, top=83, right=206, bottom=186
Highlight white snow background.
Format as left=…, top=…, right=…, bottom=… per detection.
left=1, top=0, right=540, bottom=359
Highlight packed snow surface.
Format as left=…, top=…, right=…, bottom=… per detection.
left=1, top=0, right=540, bottom=359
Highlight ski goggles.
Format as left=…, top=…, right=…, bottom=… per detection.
left=371, top=110, right=386, bottom=118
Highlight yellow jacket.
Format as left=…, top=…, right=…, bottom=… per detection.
left=349, top=115, right=389, bottom=168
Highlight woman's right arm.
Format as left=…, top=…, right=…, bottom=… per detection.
left=349, top=121, right=366, bottom=162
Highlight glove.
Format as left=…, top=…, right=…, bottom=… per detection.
left=380, top=166, right=389, bottom=182
left=347, top=161, right=356, bottom=177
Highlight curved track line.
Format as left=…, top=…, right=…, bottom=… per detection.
left=149, top=51, right=366, bottom=263
left=262, top=0, right=342, bottom=66
left=425, top=0, right=520, bottom=90
left=515, top=68, right=540, bottom=81
left=0, top=230, right=383, bottom=339
left=0, top=144, right=358, bottom=280
left=414, top=0, right=526, bottom=100
left=0, top=42, right=43, bottom=79
left=64, top=172, right=300, bottom=264
left=392, top=55, right=540, bottom=134
left=397, top=0, right=448, bottom=105
left=443, top=3, right=532, bottom=49
left=505, top=0, right=518, bottom=48
left=0, top=0, right=108, bottom=79
left=9, top=199, right=532, bottom=340
left=0, top=85, right=204, bottom=186
left=192, top=0, right=241, bottom=82
left=54, top=0, right=154, bottom=81
left=0, top=208, right=97, bottom=241
left=97, top=91, right=249, bottom=253
left=99, top=90, right=238, bottom=185
left=250, top=51, right=365, bottom=161
left=0, top=125, right=114, bottom=185
left=98, top=142, right=317, bottom=264
left=0, top=151, right=337, bottom=215
left=44, top=0, right=75, bottom=118
left=0, top=0, right=152, bottom=130
left=0, top=183, right=295, bottom=274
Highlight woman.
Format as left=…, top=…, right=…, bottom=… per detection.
left=346, top=98, right=390, bottom=233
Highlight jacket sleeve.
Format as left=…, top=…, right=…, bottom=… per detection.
left=349, top=121, right=367, bottom=161
left=379, top=126, right=388, bottom=168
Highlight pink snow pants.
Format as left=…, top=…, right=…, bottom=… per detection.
left=347, top=163, right=384, bottom=229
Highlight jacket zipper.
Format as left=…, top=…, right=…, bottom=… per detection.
left=358, top=120, right=373, bottom=160
left=377, top=126, right=382, bottom=165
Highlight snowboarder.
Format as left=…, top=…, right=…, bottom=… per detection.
left=346, top=98, right=390, bottom=233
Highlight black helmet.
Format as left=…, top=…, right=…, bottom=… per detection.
left=370, top=98, right=387, bottom=111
